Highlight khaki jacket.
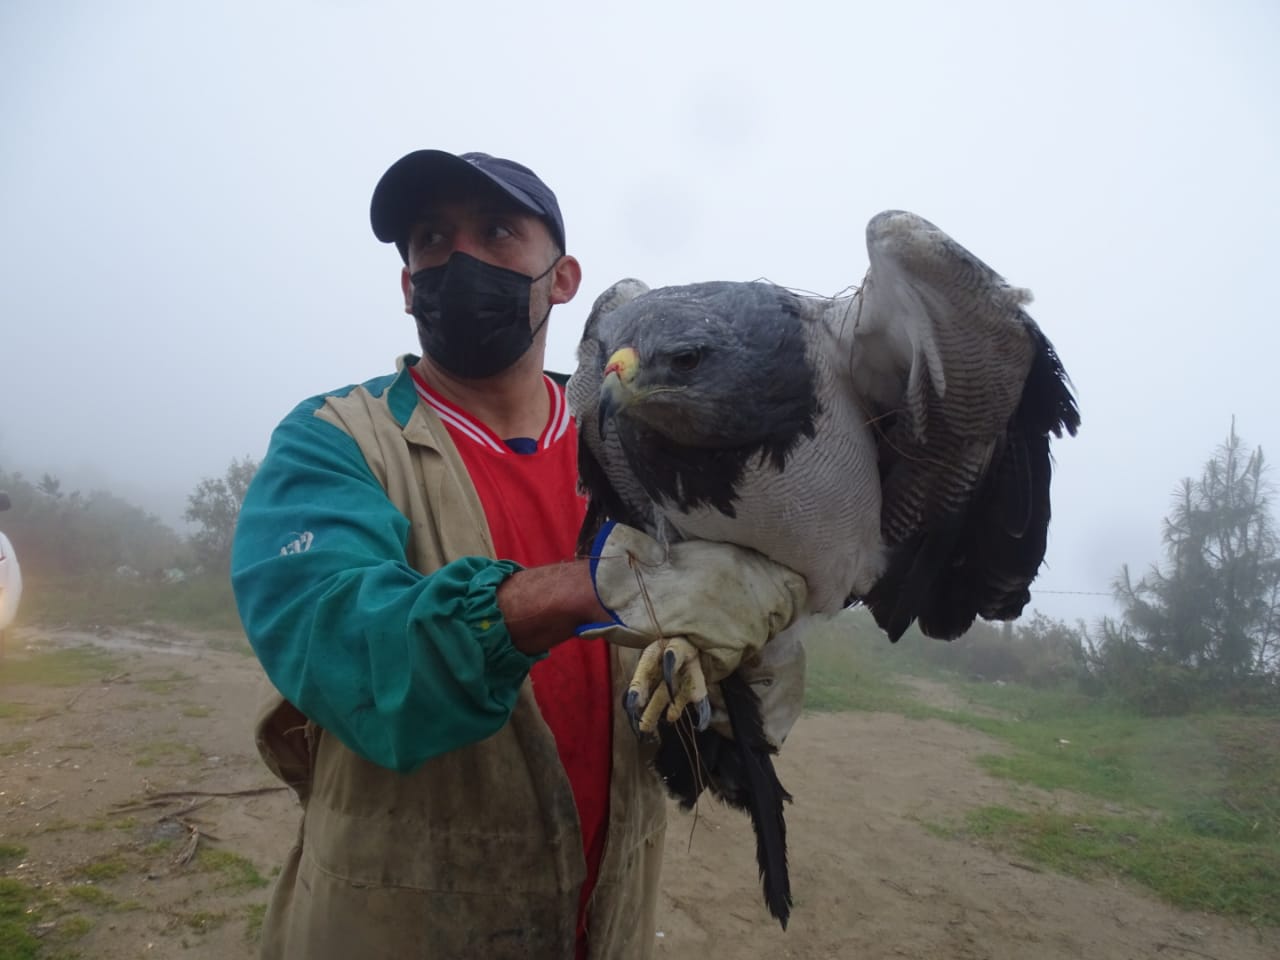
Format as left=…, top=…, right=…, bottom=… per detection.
left=252, top=371, right=667, bottom=959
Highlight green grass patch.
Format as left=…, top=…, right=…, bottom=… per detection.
left=0, top=844, right=27, bottom=862
left=0, top=702, right=27, bottom=720
left=1204, top=714, right=1280, bottom=841
left=197, top=849, right=268, bottom=892
left=66, top=884, right=114, bottom=907
left=245, top=902, right=267, bottom=943
left=806, top=618, right=1280, bottom=926
left=0, top=876, right=50, bottom=960
left=139, top=670, right=192, bottom=696
left=20, top=574, right=243, bottom=633
left=0, top=647, right=119, bottom=687
left=933, top=683, right=1280, bottom=844
left=57, top=914, right=92, bottom=939
left=0, top=739, right=31, bottom=758
left=970, top=708, right=1220, bottom=805
left=888, top=668, right=1280, bottom=926
left=181, top=908, right=228, bottom=933
left=77, top=855, right=131, bottom=882
left=961, top=806, right=1280, bottom=924
left=1, top=876, right=103, bottom=958
left=180, top=704, right=212, bottom=718
left=33, top=818, right=81, bottom=834
left=803, top=611, right=933, bottom=714
left=133, top=740, right=202, bottom=768
left=820, top=628, right=1280, bottom=844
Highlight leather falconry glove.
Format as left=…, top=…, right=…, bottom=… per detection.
left=580, top=521, right=808, bottom=732
left=707, top=617, right=809, bottom=750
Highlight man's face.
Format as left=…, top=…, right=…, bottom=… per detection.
left=399, top=192, right=578, bottom=326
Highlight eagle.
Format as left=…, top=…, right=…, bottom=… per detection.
left=567, top=210, right=1080, bottom=927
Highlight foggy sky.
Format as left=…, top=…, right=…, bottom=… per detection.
left=2, top=0, right=1278, bottom=629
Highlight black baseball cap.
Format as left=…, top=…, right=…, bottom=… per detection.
left=370, top=149, right=566, bottom=255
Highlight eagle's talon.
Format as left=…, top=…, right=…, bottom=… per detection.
left=695, top=696, right=711, bottom=731
left=623, top=689, right=643, bottom=736
left=629, top=637, right=712, bottom=732
left=662, top=648, right=678, bottom=698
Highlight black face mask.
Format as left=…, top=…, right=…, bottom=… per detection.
left=410, top=252, right=558, bottom=379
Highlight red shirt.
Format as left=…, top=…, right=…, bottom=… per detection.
left=411, top=368, right=612, bottom=958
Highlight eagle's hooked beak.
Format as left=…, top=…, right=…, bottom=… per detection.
left=598, top=346, right=639, bottom=439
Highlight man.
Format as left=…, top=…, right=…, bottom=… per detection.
left=231, top=150, right=806, bottom=959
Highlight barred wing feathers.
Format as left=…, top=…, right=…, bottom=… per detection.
left=839, top=211, right=1080, bottom=640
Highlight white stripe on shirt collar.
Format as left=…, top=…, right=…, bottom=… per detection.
left=410, top=368, right=570, bottom=455
left=538, top=376, right=572, bottom=450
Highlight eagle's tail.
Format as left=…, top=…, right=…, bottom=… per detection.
left=651, top=673, right=794, bottom=929
left=720, top=672, right=794, bottom=929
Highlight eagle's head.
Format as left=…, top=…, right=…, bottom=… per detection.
left=594, top=281, right=820, bottom=464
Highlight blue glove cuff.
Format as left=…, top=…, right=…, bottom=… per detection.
left=577, top=520, right=623, bottom=635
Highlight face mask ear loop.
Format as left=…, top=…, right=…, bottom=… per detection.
left=532, top=255, right=561, bottom=283
left=529, top=307, right=552, bottom=341
left=527, top=254, right=563, bottom=341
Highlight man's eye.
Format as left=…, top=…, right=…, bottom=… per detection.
left=415, top=230, right=445, bottom=249
left=487, top=222, right=514, bottom=240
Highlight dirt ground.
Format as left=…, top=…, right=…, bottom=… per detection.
left=1, top=626, right=1275, bottom=960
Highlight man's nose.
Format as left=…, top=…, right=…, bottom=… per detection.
left=448, top=231, right=484, bottom=262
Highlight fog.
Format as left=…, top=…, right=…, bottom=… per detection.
left=2, top=0, right=1277, bottom=628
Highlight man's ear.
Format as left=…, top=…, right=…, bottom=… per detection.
left=550, top=254, right=582, bottom=306
left=401, top=266, right=413, bottom=315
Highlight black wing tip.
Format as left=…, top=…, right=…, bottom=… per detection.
left=861, top=579, right=917, bottom=643
left=1025, top=318, right=1081, bottom=439
left=868, top=317, right=1077, bottom=643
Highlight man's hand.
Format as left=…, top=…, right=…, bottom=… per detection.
left=580, top=522, right=807, bottom=729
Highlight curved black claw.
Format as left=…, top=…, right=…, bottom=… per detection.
left=663, top=648, right=678, bottom=699
left=623, top=689, right=642, bottom=737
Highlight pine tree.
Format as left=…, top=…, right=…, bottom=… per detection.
left=1104, top=422, right=1280, bottom=704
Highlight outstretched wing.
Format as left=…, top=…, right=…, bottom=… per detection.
left=832, top=210, right=1080, bottom=640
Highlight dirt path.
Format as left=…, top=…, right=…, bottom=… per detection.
left=1, top=628, right=1274, bottom=959
left=658, top=713, right=1274, bottom=959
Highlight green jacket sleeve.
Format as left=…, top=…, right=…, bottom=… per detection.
left=230, top=398, right=541, bottom=774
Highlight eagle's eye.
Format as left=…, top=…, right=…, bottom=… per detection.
left=670, top=349, right=702, bottom=373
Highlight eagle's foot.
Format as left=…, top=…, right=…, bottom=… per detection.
left=624, top=638, right=711, bottom=736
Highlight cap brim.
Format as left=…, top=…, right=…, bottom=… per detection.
left=370, top=149, right=544, bottom=244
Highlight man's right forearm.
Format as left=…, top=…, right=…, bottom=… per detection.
left=232, top=411, right=546, bottom=774
left=497, top=560, right=611, bottom=656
